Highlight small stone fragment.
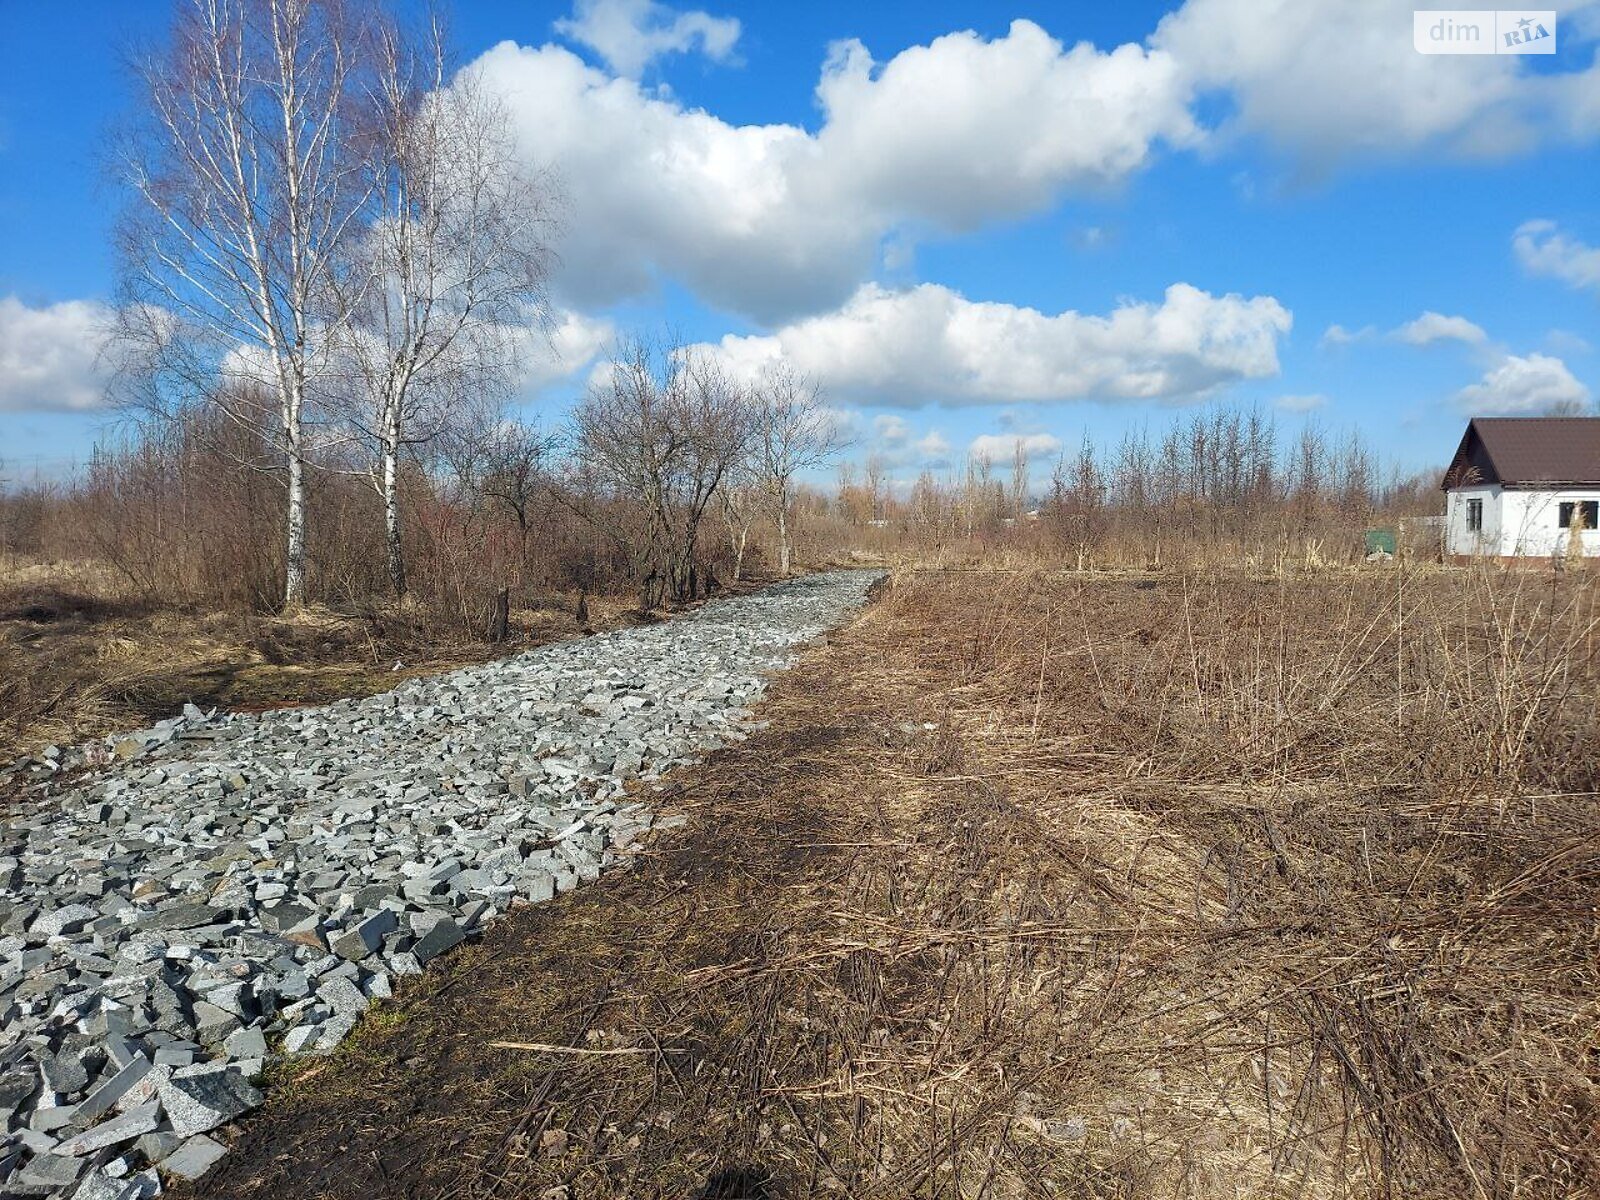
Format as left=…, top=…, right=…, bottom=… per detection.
left=222, top=1027, right=268, bottom=1061
left=134, top=1130, right=182, bottom=1164
left=329, top=909, right=398, bottom=961
left=14, top=1152, right=87, bottom=1191
left=160, top=1134, right=228, bottom=1181
left=411, top=917, right=464, bottom=965
left=156, top=1069, right=263, bottom=1137
left=51, top=1100, right=162, bottom=1156
left=70, top=1056, right=152, bottom=1126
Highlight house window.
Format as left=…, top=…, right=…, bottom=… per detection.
left=1466, top=499, right=1483, bottom=532
left=1558, top=500, right=1599, bottom=530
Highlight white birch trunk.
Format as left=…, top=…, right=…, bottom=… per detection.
left=383, top=429, right=404, bottom=597
left=285, top=403, right=307, bottom=607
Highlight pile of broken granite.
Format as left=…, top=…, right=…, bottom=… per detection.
left=0, top=570, right=880, bottom=1197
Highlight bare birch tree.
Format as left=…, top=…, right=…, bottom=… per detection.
left=864, top=454, right=887, bottom=524
left=113, top=0, right=373, bottom=607
left=1009, top=438, right=1030, bottom=519
left=717, top=472, right=761, bottom=582
left=962, top=449, right=994, bottom=538
left=750, top=365, right=840, bottom=576
left=341, top=14, right=556, bottom=597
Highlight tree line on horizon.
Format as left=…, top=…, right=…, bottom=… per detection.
left=839, top=407, right=1444, bottom=569
left=2, top=398, right=1445, bottom=629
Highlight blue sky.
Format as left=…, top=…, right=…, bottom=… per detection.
left=1, top=0, right=1597, bottom=487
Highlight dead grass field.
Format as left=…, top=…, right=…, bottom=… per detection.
left=0, top=553, right=685, bottom=768
left=187, top=564, right=1599, bottom=1200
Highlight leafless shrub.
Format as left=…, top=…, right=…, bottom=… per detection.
left=748, top=364, right=843, bottom=577
left=567, top=336, right=751, bottom=609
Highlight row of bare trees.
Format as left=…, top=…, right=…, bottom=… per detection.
left=1, top=400, right=1435, bottom=623
left=829, top=408, right=1441, bottom=568
left=1038, top=416, right=1392, bottom=568
left=1, top=339, right=841, bottom=622
left=567, top=338, right=840, bottom=609
left=112, top=0, right=554, bottom=608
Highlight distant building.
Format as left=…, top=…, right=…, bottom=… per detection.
left=1442, top=417, right=1600, bottom=558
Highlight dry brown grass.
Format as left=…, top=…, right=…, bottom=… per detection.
left=0, top=555, right=660, bottom=766
left=191, top=563, right=1598, bottom=1200
left=848, top=564, right=1600, bottom=1198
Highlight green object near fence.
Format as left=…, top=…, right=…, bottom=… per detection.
left=1365, top=528, right=1396, bottom=555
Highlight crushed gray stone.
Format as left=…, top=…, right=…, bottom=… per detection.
left=0, top=571, right=879, bottom=1196
left=158, top=1134, right=226, bottom=1181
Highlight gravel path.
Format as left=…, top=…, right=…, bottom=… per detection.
left=0, top=570, right=881, bottom=1198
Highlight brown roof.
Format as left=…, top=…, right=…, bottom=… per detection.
left=1442, top=417, right=1600, bottom=489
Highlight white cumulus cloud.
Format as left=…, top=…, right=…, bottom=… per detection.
left=1275, top=393, right=1328, bottom=412
left=1152, top=0, right=1600, bottom=170
left=872, top=413, right=911, bottom=445
left=813, top=24, right=1198, bottom=230
left=554, top=0, right=740, bottom=77
left=520, top=308, right=616, bottom=391
left=1514, top=220, right=1600, bottom=295
left=0, top=297, right=113, bottom=413
left=1320, top=323, right=1375, bottom=348
left=698, top=282, right=1292, bottom=407
left=915, top=430, right=952, bottom=464
left=1394, top=311, right=1487, bottom=345
left=970, top=432, right=1063, bottom=464
left=1456, top=353, right=1592, bottom=415
left=472, top=20, right=1197, bottom=321
left=861, top=415, right=954, bottom=470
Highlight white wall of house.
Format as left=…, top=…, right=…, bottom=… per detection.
left=1446, top=486, right=1600, bottom=557
left=1445, top=486, right=1500, bottom=556
left=1501, top=489, right=1600, bottom=557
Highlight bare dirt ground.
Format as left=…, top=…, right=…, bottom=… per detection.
left=187, top=569, right=1598, bottom=1200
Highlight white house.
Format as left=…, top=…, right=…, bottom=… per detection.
left=1442, top=417, right=1600, bottom=558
